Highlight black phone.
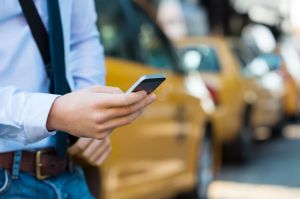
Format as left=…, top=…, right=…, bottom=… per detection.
left=126, top=74, right=166, bottom=94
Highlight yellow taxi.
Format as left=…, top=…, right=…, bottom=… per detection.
left=242, top=24, right=300, bottom=123
left=176, top=36, right=287, bottom=158
left=81, top=0, right=219, bottom=198
left=176, top=37, right=254, bottom=161
left=139, top=1, right=286, bottom=143
left=230, top=38, right=285, bottom=134
left=280, top=41, right=300, bottom=120
left=101, top=58, right=206, bottom=199
left=135, top=0, right=256, bottom=162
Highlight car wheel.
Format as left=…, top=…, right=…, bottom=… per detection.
left=175, top=129, right=214, bottom=199
left=223, top=108, right=254, bottom=163
left=272, top=116, right=286, bottom=138
left=236, top=121, right=253, bottom=162
left=198, top=135, right=214, bottom=198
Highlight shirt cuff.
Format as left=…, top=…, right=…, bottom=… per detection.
left=23, top=93, right=60, bottom=144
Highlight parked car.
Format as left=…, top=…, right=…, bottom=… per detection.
left=242, top=24, right=300, bottom=122
left=136, top=0, right=261, bottom=162
left=101, top=58, right=207, bottom=199
left=280, top=39, right=300, bottom=120
left=82, top=0, right=218, bottom=198
left=230, top=38, right=284, bottom=135
left=176, top=36, right=256, bottom=161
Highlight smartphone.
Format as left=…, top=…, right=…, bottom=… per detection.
left=126, top=74, right=166, bottom=94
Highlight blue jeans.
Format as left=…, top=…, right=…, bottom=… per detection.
left=0, top=166, right=95, bottom=199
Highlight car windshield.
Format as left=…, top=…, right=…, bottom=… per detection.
left=232, top=46, right=253, bottom=68
left=231, top=41, right=256, bottom=69
left=196, top=47, right=221, bottom=72
left=95, top=0, right=180, bottom=71
left=259, top=54, right=282, bottom=71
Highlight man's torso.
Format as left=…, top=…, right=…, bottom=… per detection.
left=0, top=0, right=66, bottom=152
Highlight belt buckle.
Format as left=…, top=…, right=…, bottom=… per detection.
left=36, top=149, right=52, bottom=180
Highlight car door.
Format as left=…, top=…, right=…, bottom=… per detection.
left=94, top=1, right=206, bottom=199
left=231, top=40, right=283, bottom=128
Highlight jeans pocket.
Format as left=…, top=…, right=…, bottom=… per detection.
left=66, top=166, right=95, bottom=199
left=0, top=168, right=11, bottom=195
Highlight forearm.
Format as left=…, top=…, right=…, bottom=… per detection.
left=0, top=86, right=59, bottom=144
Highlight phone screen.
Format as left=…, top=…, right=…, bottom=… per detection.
left=126, top=74, right=166, bottom=94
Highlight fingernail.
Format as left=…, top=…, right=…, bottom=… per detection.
left=150, top=94, right=156, bottom=100
left=137, top=91, right=146, bottom=95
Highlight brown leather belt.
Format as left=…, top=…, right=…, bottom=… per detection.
left=0, top=149, right=72, bottom=180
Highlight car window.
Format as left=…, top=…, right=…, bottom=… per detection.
left=95, top=0, right=135, bottom=60
left=232, top=47, right=251, bottom=68
left=197, top=47, right=221, bottom=72
left=259, top=54, right=282, bottom=71
left=131, top=3, right=179, bottom=70
left=231, top=42, right=255, bottom=69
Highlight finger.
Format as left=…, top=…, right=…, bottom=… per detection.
left=148, top=93, right=157, bottom=102
left=99, top=110, right=144, bottom=131
left=104, top=94, right=156, bottom=120
left=68, top=138, right=93, bottom=155
left=90, top=86, right=123, bottom=94
left=89, top=138, right=110, bottom=162
left=99, top=91, right=147, bottom=108
left=95, top=144, right=112, bottom=166
left=80, top=139, right=106, bottom=159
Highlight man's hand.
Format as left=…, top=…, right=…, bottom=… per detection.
left=68, top=137, right=112, bottom=166
left=46, top=86, right=156, bottom=139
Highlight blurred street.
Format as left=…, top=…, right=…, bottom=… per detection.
left=208, top=124, right=300, bottom=199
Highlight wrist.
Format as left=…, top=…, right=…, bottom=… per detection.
left=46, top=96, right=64, bottom=131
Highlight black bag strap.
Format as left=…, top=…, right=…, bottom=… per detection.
left=19, top=0, right=77, bottom=153
left=19, top=0, right=51, bottom=77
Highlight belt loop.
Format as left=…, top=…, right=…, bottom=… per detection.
left=11, top=151, right=22, bottom=180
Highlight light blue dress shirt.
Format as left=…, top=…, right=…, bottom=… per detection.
left=0, top=0, right=106, bottom=152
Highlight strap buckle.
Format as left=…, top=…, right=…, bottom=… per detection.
left=36, top=149, right=52, bottom=180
